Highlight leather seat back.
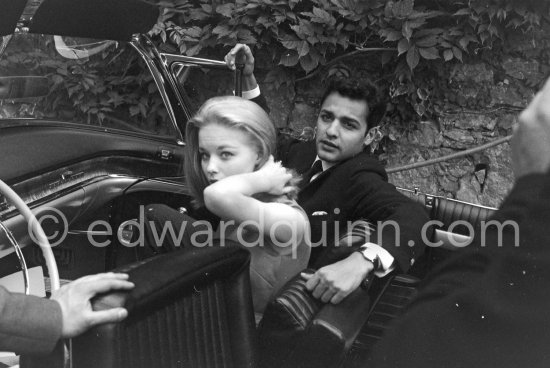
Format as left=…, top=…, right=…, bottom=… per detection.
left=258, top=271, right=371, bottom=368
left=72, top=245, right=256, bottom=368
left=397, top=187, right=496, bottom=248
left=432, top=196, right=495, bottom=235
left=396, top=187, right=496, bottom=230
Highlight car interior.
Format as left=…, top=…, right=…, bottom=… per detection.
left=0, top=1, right=499, bottom=367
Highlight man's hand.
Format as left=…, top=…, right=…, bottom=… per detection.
left=51, top=272, right=134, bottom=338
left=512, top=78, right=550, bottom=178
left=301, top=252, right=374, bottom=304
left=224, top=43, right=258, bottom=91
left=224, top=43, right=255, bottom=75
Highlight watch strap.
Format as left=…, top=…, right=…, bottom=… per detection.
left=358, top=245, right=381, bottom=271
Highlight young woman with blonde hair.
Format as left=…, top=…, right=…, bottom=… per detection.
left=146, top=96, right=310, bottom=314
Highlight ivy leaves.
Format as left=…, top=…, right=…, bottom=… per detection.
left=150, top=0, right=546, bottom=143
left=155, top=0, right=544, bottom=79
left=380, top=1, right=448, bottom=70
left=1, top=35, right=166, bottom=132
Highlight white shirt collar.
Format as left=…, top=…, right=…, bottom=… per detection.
left=314, top=155, right=335, bottom=171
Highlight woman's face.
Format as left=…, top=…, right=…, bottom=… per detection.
left=198, top=123, right=260, bottom=183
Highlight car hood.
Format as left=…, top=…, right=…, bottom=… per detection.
left=0, top=0, right=160, bottom=40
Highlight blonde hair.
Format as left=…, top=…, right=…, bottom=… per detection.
left=184, top=96, right=298, bottom=208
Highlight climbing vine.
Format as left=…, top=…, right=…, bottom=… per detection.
left=152, top=0, right=549, bottom=145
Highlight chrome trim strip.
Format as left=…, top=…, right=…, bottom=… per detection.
left=0, top=175, right=140, bottom=253
left=160, top=53, right=228, bottom=69
left=19, top=0, right=46, bottom=28
left=129, top=36, right=183, bottom=143
left=0, top=220, right=29, bottom=294
left=0, top=173, right=140, bottom=220
left=433, top=229, right=473, bottom=251
left=395, top=186, right=497, bottom=211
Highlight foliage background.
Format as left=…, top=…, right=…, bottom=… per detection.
left=0, top=34, right=171, bottom=136
left=152, top=0, right=550, bottom=149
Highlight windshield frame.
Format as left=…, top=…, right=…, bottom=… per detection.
left=0, top=33, right=185, bottom=144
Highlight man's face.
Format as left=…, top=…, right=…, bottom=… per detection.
left=315, top=92, right=369, bottom=165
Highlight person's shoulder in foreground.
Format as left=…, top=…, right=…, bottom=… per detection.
left=369, top=77, right=550, bottom=368
left=0, top=285, right=62, bottom=355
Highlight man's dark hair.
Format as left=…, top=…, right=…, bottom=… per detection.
left=320, top=78, right=384, bottom=130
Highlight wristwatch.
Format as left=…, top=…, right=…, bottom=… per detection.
left=357, top=245, right=381, bottom=290
left=357, top=244, right=381, bottom=272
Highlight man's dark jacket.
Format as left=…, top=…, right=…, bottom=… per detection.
left=280, top=139, right=429, bottom=272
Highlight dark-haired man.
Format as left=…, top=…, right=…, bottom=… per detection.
left=226, top=44, right=429, bottom=304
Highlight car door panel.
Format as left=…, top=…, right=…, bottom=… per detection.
left=0, top=124, right=183, bottom=183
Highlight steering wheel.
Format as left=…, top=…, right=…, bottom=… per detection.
left=0, top=179, right=60, bottom=293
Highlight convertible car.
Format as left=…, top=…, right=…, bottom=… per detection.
left=0, top=1, right=498, bottom=368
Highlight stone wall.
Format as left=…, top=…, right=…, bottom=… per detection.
left=256, top=31, right=549, bottom=208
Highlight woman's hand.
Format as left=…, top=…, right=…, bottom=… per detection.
left=203, top=155, right=306, bottom=245
left=256, top=156, right=293, bottom=196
